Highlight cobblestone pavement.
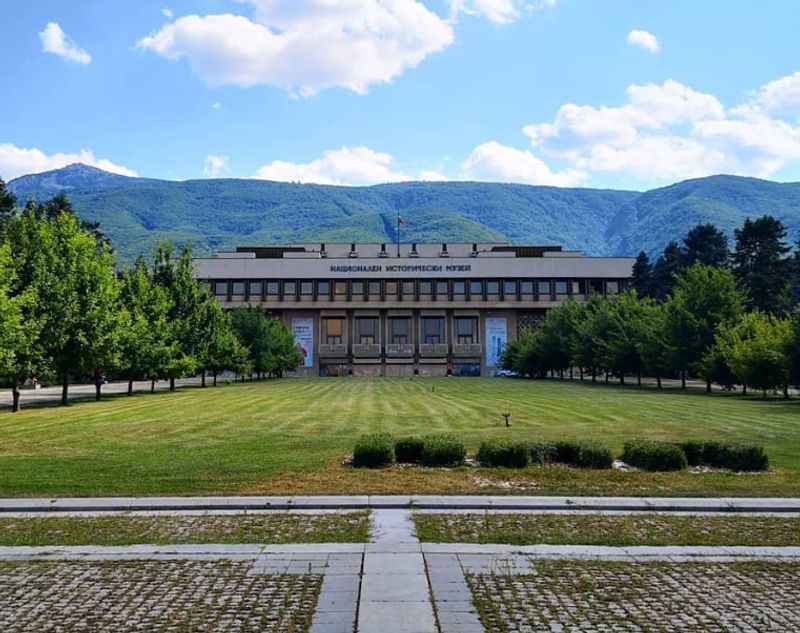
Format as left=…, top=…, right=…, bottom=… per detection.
left=466, top=559, right=800, bottom=632
left=0, top=559, right=321, bottom=632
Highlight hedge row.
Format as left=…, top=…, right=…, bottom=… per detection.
left=353, top=434, right=769, bottom=472
left=353, top=434, right=465, bottom=468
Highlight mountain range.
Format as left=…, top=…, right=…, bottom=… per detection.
left=8, top=164, right=800, bottom=263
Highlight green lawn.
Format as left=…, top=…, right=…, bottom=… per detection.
left=0, top=377, right=798, bottom=497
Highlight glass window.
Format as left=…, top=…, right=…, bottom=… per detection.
left=520, top=281, right=534, bottom=295
left=356, top=318, right=378, bottom=344
left=284, top=281, right=296, bottom=296
left=436, top=281, right=449, bottom=296
left=421, top=317, right=445, bottom=344
left=402, top=281, right=415, bottom=296
left=300, top=281, right=313, bottom=295
left=453, top=280, right=466, bottom=295
left=470, top=280, right=483, bottom=296
left=249, top=281, right=263, bottom=297
left=606, top=280, right=619, bottom=295
left=572, top=280, right=585, bottom=295
left=503, top=280, right=517, bottom=295
left=486, top=280, right=499, bottom=295
left=214, top=282, right=228, bottom=296
left=267, top=281, right=279, bottom=295
left=334, top=281, right=347, bottom=295
left=385, top=281, right=398, bottom=296
left=455, top=317, right=478, bottom=344
left=232, top=282, right=245, bottom=296
left=351, top=281, right=364, bottom=296
left=369, top=281, right=381, bottom=296
left=317, top=280, right=330, bottom=296
left=420, top=280, right=433, bottom=294
left=589, top=279, right=603, bottom=294
left=324, top=318, right=344, bottom=344
left=538, top=281, right=551, bottom=296
left=555, top=281, right=568, bottom=295
left=389, top=318, right=410, bottom=344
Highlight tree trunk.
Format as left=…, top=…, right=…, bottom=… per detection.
left=213, top=372, right=218, bottom=387
left=559, top=369, right=564, bottom=380
left=743, top=383, right=747, bottom=396
left=128, top=380, right=134, bottom=396
left=706, top=380, right=712, bottom=394
left=95, top=381, right=102, bottom=401
left=604, top=372, right=609, bottom=384
left=681, top=371, right=686, bottom=390
left=656, top=375, right=662, bottom=390
left=151, top=379, right=156, bottom=394
left=620, top=374, right=625, bottom=386
left=569, top=367, right=574, bottom=380
left=61, top=372, right=69, bottom=406
left=169, top=377, right=175, bottom=392
left=591, top=369, right=596, bottom=384
left=637, top=371, right=642, bottom=388
left=201, top=370, right=206, bottom=388
left=11, top=385, right=20, bottom=413
left=579, top=367, right=584, bottom=381
left=783, top=384, right=790, bottom=399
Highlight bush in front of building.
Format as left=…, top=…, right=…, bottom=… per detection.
left=352, top=433, right=395, bottom=468
left=553, top=440, right=613, bottom=469
left=395, top=437, right=425, bottom=464
left=421, top=434, right=466, bottom=467
left=680, top=440, right=768, bottom=472
left=621, top=440, right=687, bottom=472
left=529, top=441, right=558, bottom=465
left=477, top=439, right=531, bottom=468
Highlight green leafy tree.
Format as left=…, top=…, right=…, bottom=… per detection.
left=789, top=312, right=800, bottom=390
left=571, top=296, right=607, bottom=382
left=638, top=302, right=672, bottom=389
left=698, top=343, right=738, bottom=391
left=596, top=291, right=653, bottom=386
left=205, top=325, right=250, bottom=386
left=683, top=223, right=729, bottom=268
left=230, top=306, right=273, bottom=378
left=264, top=318, right=303, bottom=378
left=717, top=312, right=793, bottom=398
left=651, top=241, right=684, bottom=300
left=665, top=264, right=745, bottom=391
left=535, top=300, right=582, bottom=378
left=194, top=297, right=241, bottom=386
left=732, top=216, right=792, bottom=314
left=0, top=178, right=16, bottom=221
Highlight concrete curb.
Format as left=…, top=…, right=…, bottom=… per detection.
left=1, top=495, right=800, bottom=513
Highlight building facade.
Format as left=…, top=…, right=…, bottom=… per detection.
left=193, top=243, right=635, bottom=377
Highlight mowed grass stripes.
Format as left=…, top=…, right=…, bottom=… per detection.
left=0, top=378, right=798, bottom=497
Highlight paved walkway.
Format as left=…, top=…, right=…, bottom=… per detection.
left=2, top=495, right=799, bottom=513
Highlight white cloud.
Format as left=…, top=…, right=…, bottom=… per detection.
left=508, top=75, right=800, bottom=186
left=211, top=102, right=222, bottom=110
left=627, top=29, right=660, bottom=54
left=136, top=1, right=454, bottom=96
left=203, top=155, right=230, bottom=178
left=462, top=141, right=585, bottom=186
left=39, top=22, right=92, bottom=65
left=0, top=144, right=137, bottom=181
left=162, top=8, right=173, bottom=18
left=254, top=146, right=409, bottom=185
left=449, top=0, right=555, bottom=24
left=420, top=170, right=449, bottom=181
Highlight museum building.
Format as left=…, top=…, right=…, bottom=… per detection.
left=193, top=243, right=635, bottom=377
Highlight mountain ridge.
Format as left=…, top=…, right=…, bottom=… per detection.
left=8, top=164, right=800, bottom=263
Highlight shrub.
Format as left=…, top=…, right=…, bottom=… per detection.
left=621, top=440, right=687, bottom=472
left=552, top=441, right=613, bottom=469
left=574, top=442, right=614, bottom=469
left=477, top=439, right=531, bottom=468
left=679, top=441, right=769, bottom=471
left=395, top=437, right=425, bottom=464
left=421, top=434, right=466, bottom=467
left=352, top=433, right=394, bottom=468
left=529, top=441, right=558, bottom=465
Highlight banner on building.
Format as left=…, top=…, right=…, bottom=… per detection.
left=485, top=317, right=508, bottom=368
left=292, top=318, right=314, bottom=368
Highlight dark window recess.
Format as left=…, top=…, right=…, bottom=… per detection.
left=486, top=281, right=499, bottom=295
left=453, top=281, right=466, bottom=295
left=214, top=282, right=228, bottom=296
left=300, top=281, right=313, bottom=295
left=469, top=281, right=483, bottom=296
left=589, top=279, right=604, bottom=294
left=368, top=281, right=381, bottom=296
left=356, top=318, right=378, bottom=344
left=436, top=281, right=449, bottom=296
left=521, top=281, right=534, bottom=295
left=249, top=281, right=263, bottom=297
left=420, top=280, right=433, bottom=295
left=402, top=281, right=415, bottom=297
left=267, top=281, right=280, bottom=295
left=538, top=281, right=551, bottom=296
left=555, top=281, right=568, bottom=295
left=351, top=281, right=365, bottom=296
left=317, top=280, right=330, bottom=296
left=389, top=318, right=410, bottom=344
left=232, top=282, right=245, bottom=296
left=421, top=317, right=445, bottom=344
left=385, top=281, right=398, bottom=296
left=503, top=280, right=517, bottom=295
left=284, top=281, right=297, bottom=296
left=455, top=317, right=478, bottom=344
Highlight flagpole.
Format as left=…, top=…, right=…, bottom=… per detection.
left=396, top=210, right=400, bottom=257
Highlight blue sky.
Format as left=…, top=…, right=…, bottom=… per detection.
left=2, top=0, right=800, bottom=190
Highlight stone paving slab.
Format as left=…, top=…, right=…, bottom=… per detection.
left=2, top=495, right=799, bottom=513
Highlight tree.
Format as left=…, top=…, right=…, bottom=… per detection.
left=596, top=291, right=652, bottom=386
left=631, top=251, right=654, bottom=299
left=717, top=312, right=793, bottom=398
left=683, top=223, right=729, bottom=268
left=36, top=192, right=111, bottom=250
left=651, top=241, right=684, bottom=300
left=732, top=216, right=792, bottom=314
left=638, top=302, right=672, bottom=389
left=230, top=306, right=271, bottom=378
left=117, top=259, right=176, bottom=396
left=698, top=343, right=737, bottom=391
left=0, top=179, right=16, bottom=221
left=42, top=212, right=121, bottom=403
left=571, top=296, right=606, bottom=382
left=151, top=244, right=205, bottom=391
left=263, top=319, right=303, bottom=378
left=194, top=297, right=240, bottom=387
left=665, top=264, right=745, bottom=390
left=789, top=312, right=800, bottom=390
